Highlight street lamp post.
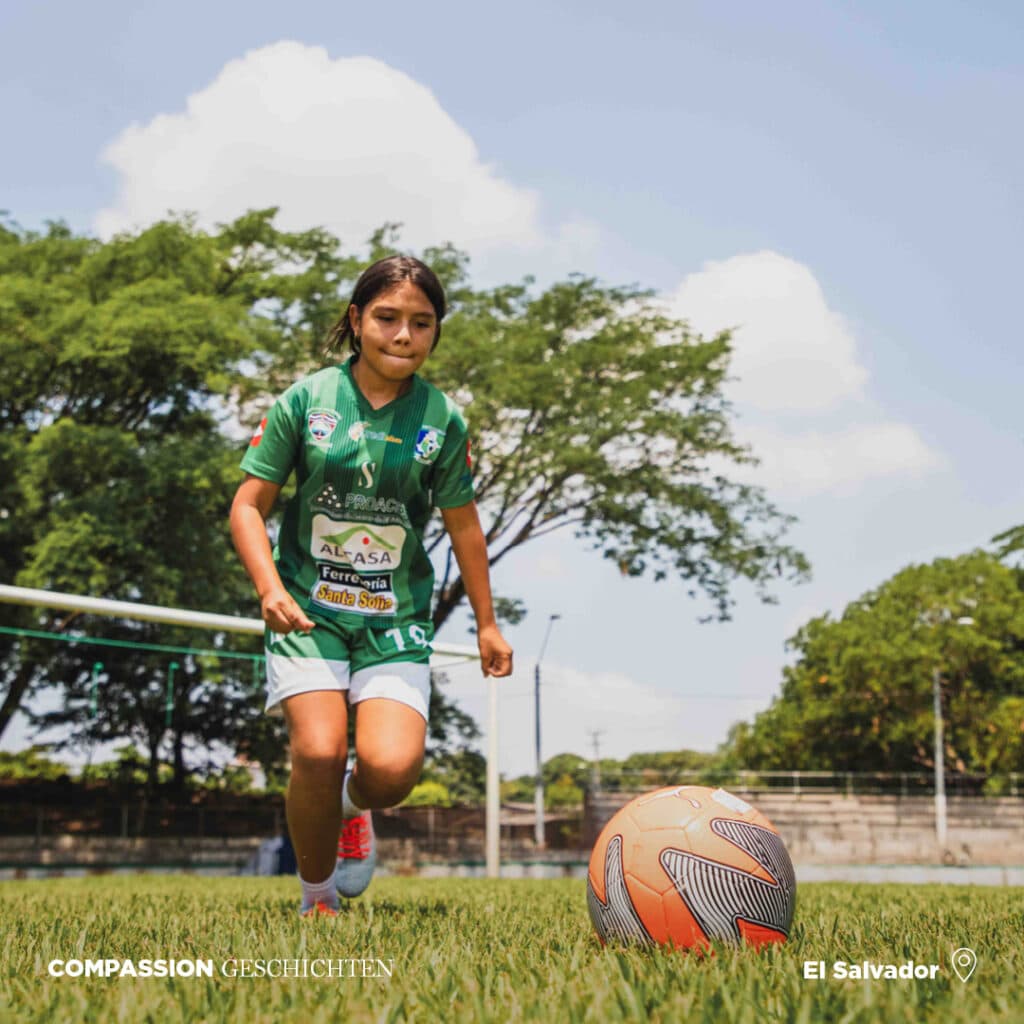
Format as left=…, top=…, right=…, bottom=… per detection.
left=924, top=610, right=974, bottom=849
left=534, top=614, right=561, bottom=850
left=932, top=666, right=947, bottom=846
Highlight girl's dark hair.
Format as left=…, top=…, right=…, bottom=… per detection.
left=325, top=255, right=447, bottom=358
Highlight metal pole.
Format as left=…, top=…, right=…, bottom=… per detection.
left=534, top=660, right=544, bottom=849
left=534, top=614, right=560, bottom=850
left=166, top=661, right=179, bottom=728
left=589, top=729, right=604, bottom=791
left=933, top=666, right=947, bottom=847
left=89, top=662, right=103, bottom=720
left=486, top=675, right=500, bottom=878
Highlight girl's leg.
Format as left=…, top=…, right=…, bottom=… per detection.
left=282, top=690, right=349, bottom=885
left=348, top=697, right=428, bottom=809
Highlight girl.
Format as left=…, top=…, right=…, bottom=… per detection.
left=230, top=255, right=513, bottom=916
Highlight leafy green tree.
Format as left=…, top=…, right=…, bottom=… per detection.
left=993, top=524, right=1024, bottom=565
left=2, top=210, right=810, bottom=788
left=0, top=211, right=349, bottom=768
left=0, top=744, right=70, bottom=781
left=416, top=676, right=487, bottom=803
left=729, top=551, right=1024, bottom=776
left=79, top=744, right=153, bottom=787
left=419, top=274, right=810, bottom=627
left=402, top=780, right=453, bottom=807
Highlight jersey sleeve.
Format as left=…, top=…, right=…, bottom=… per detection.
left=432, top=406, right=475, bottom=509
left=239, top=388, right=304, bottom=484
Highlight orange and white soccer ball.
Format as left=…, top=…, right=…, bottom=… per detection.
left=587, top=785, right=796, bottom=950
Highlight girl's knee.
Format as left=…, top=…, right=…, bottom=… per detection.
left=290, top=737, right=347, bottom=779
left=354, top=752, right=423, bottom=805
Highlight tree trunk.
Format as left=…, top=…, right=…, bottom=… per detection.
left=0, top=661, right=34, bottom=743
left=0, top=614, right=79, bottom=742
left=172, top=723, right=186, bottom=791
left=146, top=729, right=163, bottom=795
left=432, top=578, right=466, bottom=632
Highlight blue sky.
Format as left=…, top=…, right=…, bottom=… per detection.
left=2, top=1, right=1022, bottom=774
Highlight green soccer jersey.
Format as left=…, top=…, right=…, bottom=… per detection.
left=239, top=358, right=475, bottom=628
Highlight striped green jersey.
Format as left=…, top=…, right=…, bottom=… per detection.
left=240, top=358, right=474, bottom=628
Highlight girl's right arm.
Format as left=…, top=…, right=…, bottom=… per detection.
left=230, top=474, right=315, bottom=634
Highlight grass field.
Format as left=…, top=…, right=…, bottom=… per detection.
left=1, top=876, right=1022, bottom=1023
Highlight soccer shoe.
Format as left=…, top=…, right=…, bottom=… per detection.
left=335, top=810, right=377, bottom=898
left=300, top=900, right=338, bottom=918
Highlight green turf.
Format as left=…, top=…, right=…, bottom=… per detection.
left=1, top=877, right=1021, bottom=1023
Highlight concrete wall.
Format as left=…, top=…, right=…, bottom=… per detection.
left=4, top=792, right=1022, bottom=875
left=587, top=790, right=1024, bottom=866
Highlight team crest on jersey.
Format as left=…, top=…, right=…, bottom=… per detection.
left=307, top=410, right=339, bottom=445
left=414, top=426, right=445, bottom=465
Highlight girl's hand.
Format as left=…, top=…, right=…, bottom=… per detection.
left=260, top=586, right=316, bottom=635
left=477, top=624, right=513, bottom=677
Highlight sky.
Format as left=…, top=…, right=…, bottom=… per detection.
left=2, top=0, right=1022, bottom=776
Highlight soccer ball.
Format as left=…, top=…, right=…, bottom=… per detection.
left=587, top=785, right=796, bottom=950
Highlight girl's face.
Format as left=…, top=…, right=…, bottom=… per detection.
left=348, top=280, right=438, bottom=389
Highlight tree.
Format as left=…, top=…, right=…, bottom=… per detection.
left=417, top=274, right=809, bottom=627
left=993, top=524, right=1024, bottom=565
left=2, top=210, right=810, bottom=783
left=728, top=551, right=1024, bottom=776
left=418, top=675, right=487, bottom=803
left=0, top=210, right=352, bottom=762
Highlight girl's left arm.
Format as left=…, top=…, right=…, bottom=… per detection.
left=441, top=502, right=514, bottom=677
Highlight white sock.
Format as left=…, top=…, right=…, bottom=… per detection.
left=341, top=771, right=365, bottom=819
left=299, top=871, right=338, bottom=912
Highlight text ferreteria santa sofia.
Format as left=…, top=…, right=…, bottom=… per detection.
left=46, top=958, right=395, bottom=979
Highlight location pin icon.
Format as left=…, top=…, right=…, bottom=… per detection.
left=951, top=947, right=977, bottom=982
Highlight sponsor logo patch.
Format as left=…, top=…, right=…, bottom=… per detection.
left=310, top=515, right=406, bottom=569
left=310, top=564, right=398, bottom=616
left=414, top=426, right=445, bottom=464
left=307, top=410, right=339, bottom=445
left=349, top=421, right=402, bottom=444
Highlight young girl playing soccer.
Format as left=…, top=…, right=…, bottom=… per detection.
left=230, top=255, right=513, bottom=916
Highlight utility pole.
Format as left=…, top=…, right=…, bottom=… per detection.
left=589, top=729, right=605, bottom=792
left=932, top=666, right=947, bottom=846
left=919, top=607, right=974, bottom=850
left=534, top=614, right=560, bottom=850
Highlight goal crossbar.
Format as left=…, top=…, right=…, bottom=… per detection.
left=0, top=584, right=479, bottom=664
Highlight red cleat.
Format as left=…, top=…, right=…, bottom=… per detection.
left=335, top=811, right=377, bottom=898
left=300, top=900, right=338, bottom=918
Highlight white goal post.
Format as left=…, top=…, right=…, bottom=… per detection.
left=0, top=583, right=502, bottom=877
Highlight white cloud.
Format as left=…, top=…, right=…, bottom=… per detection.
left=95, top=42, right=598, bottom=278
left=667, top=251, right=867, bottom=414
left=738, top=422, right=947, bottom=498
left=666, top=250, right=945, bottom=496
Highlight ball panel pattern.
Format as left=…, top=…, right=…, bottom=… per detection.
left=586, top=833, right=655, bottom=946
left=586, top=786, right=797, bottom=950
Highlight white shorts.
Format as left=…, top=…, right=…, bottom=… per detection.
left=264, top=653, right=431, bottom=722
